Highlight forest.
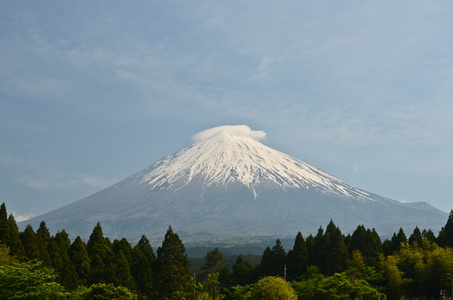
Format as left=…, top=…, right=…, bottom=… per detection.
left=1, top=201, right=453, bottom=299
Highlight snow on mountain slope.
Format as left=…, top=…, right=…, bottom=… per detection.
left=20, top=125, right=447, bottom=243
left=134, top=125, right=375, bottom=201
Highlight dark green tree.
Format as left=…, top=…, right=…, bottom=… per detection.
left=421, top=229, right=437, bottom=243
left=320, top=220, right=348, bottom=275
left=36, top=221, right=51, bottom=266
left=305, top=234, right=316, bottom=267
left=20, top=224, right=40, bottom=260
left=364, top=228, right=383, bottom=269
left=6, top=215, right=25, bottom=260
left=408, top=226, right=422, bottom=246
left=384, top=227, right=407, bottom=256
left=261, top=239, right=286, bottom=277
left=86, top=222, right=114, bottom=285
left=349, top=225, right=367, bottom=254
left=0, top=204, right=25, bottom=260
left=230, top=255, right=258, bottom=285
left=112, top=238, right=133, bottom=266
left=131, top=235, right=155, bottom=298
left=286, top=232, right=308, bottom=279
left=310, top=226, right=325, bottom=268
left=155, top=226, right=192, bottom=299
left=0, top=204, right=10, bottom=246
left=52, top=230, right=77, bottom=289
left=438, top=209, right=453, bottom=247
left=69, top=236, right=91, bottom=285
left=105, top=251, right=137, bottom=292
left=199, top=247, right=227, bottom=280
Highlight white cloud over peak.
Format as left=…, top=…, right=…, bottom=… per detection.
left=12, top=212, right=35, bottom=222
left=192, top=125, right=267, bottom=142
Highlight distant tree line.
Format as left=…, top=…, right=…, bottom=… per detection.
left=1, top=201, right=453, bottom=299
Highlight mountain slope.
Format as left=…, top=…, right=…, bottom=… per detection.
left=21, top=125, right=447, bottom=243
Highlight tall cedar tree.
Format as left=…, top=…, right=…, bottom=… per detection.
left=112, top=238, right=134, bottom=266
left=286, top=232, right=308, bottom=279
left=131, top=235, right=156, bottom=298
left=230, top=255, right=259, bottom=285
left=52, top=230, right=77, bottom=289
left=68, top=236, right=90, bottom=285
left=349, top=225, right=382, bottom=269
left=408, top=226, right=422, bottom=246
left=311, top=226, right=325, bottom=268
left=107, top=251, right=137, bottom=291
left=155, top=226, right=192, bottom=299
left=86, top=222, right=114, bottom=285
left=365, top=228, right=383, bottom=269
left=0, top=204, right=25, bottom=260
left=321, top=220, right=348, bottom=275
left=383, top=227, right=407, bottom=256
left=349, top=225, right=367, bottom=254
left=20, top=224, right=40, bottom=260
left=438, top=209, right=453, bottom=247
left=422, top=229, right=437, bottom=243
left=199, top=247, right=227, bottom=280
left=108, top=238, right=136, bottom=291
left=0, top=203, right=10, bottom=246
left=36, top=221, right=52, bottom=267
left=261, top=239, right=286, bottom=277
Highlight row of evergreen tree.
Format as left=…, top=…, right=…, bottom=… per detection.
left=1, top=201, right=453, bottom=299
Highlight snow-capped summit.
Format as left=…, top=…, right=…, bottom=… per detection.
left=136, top=125, right=374, bottom=201
left=21, top=125, right=447, bottom=243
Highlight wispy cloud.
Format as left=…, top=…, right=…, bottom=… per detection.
left=0, top=149, right=115, bottom=191
left=12, top=212, right=35, bottom=222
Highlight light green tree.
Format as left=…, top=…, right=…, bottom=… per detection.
left=224, top=284, right=252, bottom=300
left=249, top=276, right=297, bottom=300
left=69, top=283, right=138, bottom=299
left=196, top=273, right=225, bottom=300
left=0, top=260, right=67, bottom=299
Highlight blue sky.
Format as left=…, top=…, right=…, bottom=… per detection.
left=1, top=1, right=453, bottom=222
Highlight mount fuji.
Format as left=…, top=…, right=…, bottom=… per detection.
left=22, top=125, right=447, bottom=243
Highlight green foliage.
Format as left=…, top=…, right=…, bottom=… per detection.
left=20, top=225, right=40, bottom=261
left=155, top=226, right=192, bottom=299
left=383, top=228, right=407, bottom=256
left=0, top=204, right=25, bottom=261
left=196, top=273, right=225, bottom=300
left=68, top=236, right=90, bottom=285
left=70, top=283, right=138, bottom=299
left=2, top=203, right=453, bottom=300
left=199, top=247, right=227, bottom=280
left=0, top=244, right=17, bottom=266
left=408, top=226, right=422, bottom=246
left=286, top=232, right=308, bottom=279
left=260, top=239, right=286, bottom=277
left=317, top=220, right=348, bottom=275
left=0, top=260, right=67, bottom=299
left=224, top=284, right=252, bottom=300
left=381, top=254, right=411, bottom=299
left=249, top=276, right=297, bottom=300
left=438, top=209, right=453, bottom=247
left=131, top=235, right=155, bottom=298
left=293, top=272, right=386, bottom=300
left=50, top=230, right=78, bottom=290
left=228, top=255, right=260, bottom=285
left=36, top=221, right=51, bottom=267
left=86, top=222, right=115, bottom=285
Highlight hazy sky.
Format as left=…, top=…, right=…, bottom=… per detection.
left=2, top=1, right=453, bottom=222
